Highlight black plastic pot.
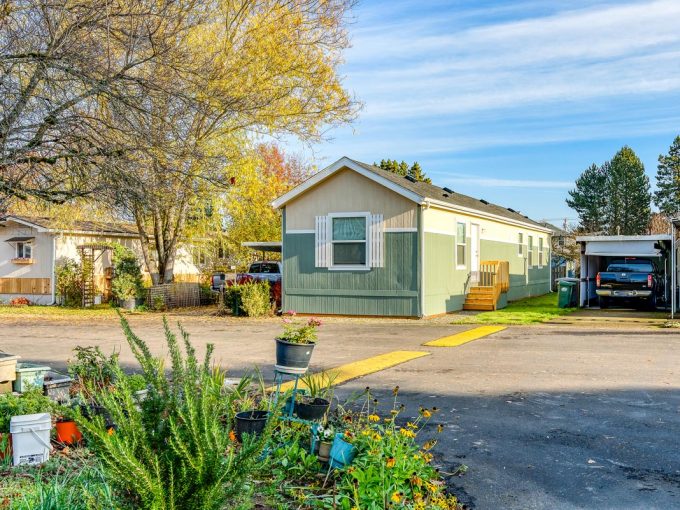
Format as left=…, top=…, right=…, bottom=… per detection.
left=294, top=397, right=330, bottom=420
left=275, top=339, right=315, bottom=374
left=234, top=410, right=269, bottom=440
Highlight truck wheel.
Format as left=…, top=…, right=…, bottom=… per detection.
left=599, top=297, right=609, bottom=309
left=646, top=295, right=657, bottom=311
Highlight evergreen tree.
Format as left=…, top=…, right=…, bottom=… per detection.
left=408, top=162, right=432, bottom=184
left=566, top=163, right=608, bottom=233
left=654, top=135, right=680, bottom=216
left=605, top=146, right=651, bottom=235
left=376, top=159, right=431, bottom=182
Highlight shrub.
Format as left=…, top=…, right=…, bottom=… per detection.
left=9, top=297, right=31, bottom=306
left=56, top=258, right=83, bottom=306
left=278, top=316, right=323, bottom=344
left=0, top=389, right=55, bottom=433
left=110, top=245, right=143, bottom=301
left=240, top=280, right=271, bottom=317
left=78, top=314, right=272, bottom=510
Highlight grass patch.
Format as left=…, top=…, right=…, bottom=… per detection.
left=452, top=293, right=576, bottom=325
left=0, top=305, right=133, bottom=320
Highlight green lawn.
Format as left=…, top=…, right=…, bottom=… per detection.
left=451, top=293, right=576, bottom=325
left=0, top=304, right=128, bottom=319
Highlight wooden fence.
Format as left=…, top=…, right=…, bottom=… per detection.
left=0, top=278, right=51, bottom=295
left=145, top=282, right=216, bottom=309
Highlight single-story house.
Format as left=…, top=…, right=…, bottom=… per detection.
left=272, top=157, right=553, bottom=318
left=0, top=215, right=201, bottom=305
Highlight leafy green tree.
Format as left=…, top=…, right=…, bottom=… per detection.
left=375, top=159, right=431, bottom=183
left=654, top=135, right=680, bottom=216
left=566, top=163, right=608, bottom=233
left=605, top=146, right=651, bottom=235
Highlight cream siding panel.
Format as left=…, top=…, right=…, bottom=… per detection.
left=0, top=223, right=53, bottom=279
left=286, top=169, right=417, bottom=231
left=423, top=206, right=550, bottom=245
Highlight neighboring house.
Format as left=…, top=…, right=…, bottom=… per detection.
left=0, top=215, right=200, bottom=305
left=539, top=221, right=578, bottom=289
left=272, top=157, right=552, bottom=318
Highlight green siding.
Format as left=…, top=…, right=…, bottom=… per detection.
left=480, top=239, right=550, bottom=301
left=282, top=232, right=419, bottom=316
left=423, top=232, right=467, bottom=316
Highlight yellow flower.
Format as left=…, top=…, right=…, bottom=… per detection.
left=386, top=456, right=396, bottom=468
left=423, top=439, right=437, bottom=450
left=421, top=409, right=432, bottom=418
left=399, top=428, right=416, bottom=438
left=410, top=474, right=423, bottom=486
left=437, top=424, right=444, bottom=433
left=372, top=433, right=382, bottom=441
left=392, top=385, right=400, bottom=396
left=368, top=414, right=380, bottom=422
left=391, top=491, right=402, bottom=503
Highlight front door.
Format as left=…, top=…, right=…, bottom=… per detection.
left=470, top=223, right=480, bottom=282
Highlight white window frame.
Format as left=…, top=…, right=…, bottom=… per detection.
left=328, top=212, right=371, bottom=271
left=16, top=241, right=32, bottom=260
left=538, top=237, right=544, bottom=268
left=518, top=232, right=524, bottom=257
left=527, top=235, right=534, bottom=267
left=456, top=221, right=467, bottom=270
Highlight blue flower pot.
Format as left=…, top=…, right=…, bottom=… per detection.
left=329, top=433, right=356, bottom=469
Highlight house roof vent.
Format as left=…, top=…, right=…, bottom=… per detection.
left=507, top=207, right=516, bottom=213
left=405, top=175, right=416, bottom=183
left=443, top=187, right=454, bottom=194
left=479, top=199, right=489, bottom=205
left=442, top=193, right=449, bottom=198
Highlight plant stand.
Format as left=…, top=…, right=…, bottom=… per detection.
left=271, top=369, right=321, bottom=454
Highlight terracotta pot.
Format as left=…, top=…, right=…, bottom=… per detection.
left=55, top=420, right=82, bottom=445
left=0, top=432, right=11, bottom=461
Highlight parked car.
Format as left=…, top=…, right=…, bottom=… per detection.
left=211, top=261, right=282, bottom=292
left=596, top=258, right=663, bottom=309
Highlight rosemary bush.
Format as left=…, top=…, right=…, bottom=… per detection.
left=78, top=314, right=272, bottom=510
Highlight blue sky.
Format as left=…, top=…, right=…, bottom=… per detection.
left=304, top=0, right=680, bottom=224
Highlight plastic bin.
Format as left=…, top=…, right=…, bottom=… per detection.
left=43, top=372, right=73, bottom=403
left=13, top=363, right=51, bottom=393
left=10, top=413, right=52, bottom=466
left=558, top=280, right=578, bottom=308
left=0, top=353, right=20, bottom=388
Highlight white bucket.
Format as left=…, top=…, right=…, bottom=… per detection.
left=10, top=413, right=52, bottom=466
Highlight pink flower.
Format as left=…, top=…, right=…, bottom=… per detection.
left=282, top=318, right=292, bottom=324
left=307, top=318, right=322, bottom=327
left=285, top=310, right=297, bottom=317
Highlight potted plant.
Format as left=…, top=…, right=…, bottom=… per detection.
left=329, top=430, right=356, bottom=469
left=234, top=409, right=270, bottom=441
left=275, top=315, right=322, bottom=374
left=0, top=389, right=55, bottom=461
left=316, top=423, right=335, bottom=462
left=294, top=371, right=337, bottom=421
left=110, top=244, right=144, bottom=310
left=112, top=273, right=143, bottom=310
left=54, top=406, right=82, bottom=445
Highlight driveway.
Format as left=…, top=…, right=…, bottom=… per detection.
left=2, top=314, right=680, bottom=509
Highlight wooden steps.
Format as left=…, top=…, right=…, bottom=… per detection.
left=463, top=286, right=497, bottom=311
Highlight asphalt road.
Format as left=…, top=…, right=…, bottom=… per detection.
left=337, top=325, right=680, bottom=510
left=2, top=314, right=679, bottom=509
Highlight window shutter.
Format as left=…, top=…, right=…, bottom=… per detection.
left=369, top=214, right=384, bottom=268
left=315, top=216, right=330, bottom=267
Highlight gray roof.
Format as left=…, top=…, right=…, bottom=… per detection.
left=1, top=215, right=139, bottom=236
left=349, top=159, right=548, bottom=230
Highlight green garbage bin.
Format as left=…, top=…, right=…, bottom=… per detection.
left=558, top=280, right=577, bottom=308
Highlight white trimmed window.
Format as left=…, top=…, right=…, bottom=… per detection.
left=456, top=222, right=466, bottom=268
left=518, top=233, right=524, bottom=256
left=538, top=237, right=544, bottom=267
left=527, top=235, right=534, bottom=267
left=315, top=212, right=384, bottom=270
left=16, top=242, right=32, bottom=259
left=331, top=215, right=368, bottom=267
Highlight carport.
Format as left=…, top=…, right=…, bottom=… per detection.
left=576, top=235, right=677, bottom=313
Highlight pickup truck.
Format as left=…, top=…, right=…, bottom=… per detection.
left=596, top=258, right=662, bottom=309
left=211, top=261, right=282, bottom=292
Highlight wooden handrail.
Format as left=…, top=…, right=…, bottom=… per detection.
left=479, top=260, right=510, bottom=307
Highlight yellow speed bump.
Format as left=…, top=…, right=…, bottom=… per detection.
left=423, top=325, right=506, bottom=347
left=273, top=350, right=430, bottom=393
